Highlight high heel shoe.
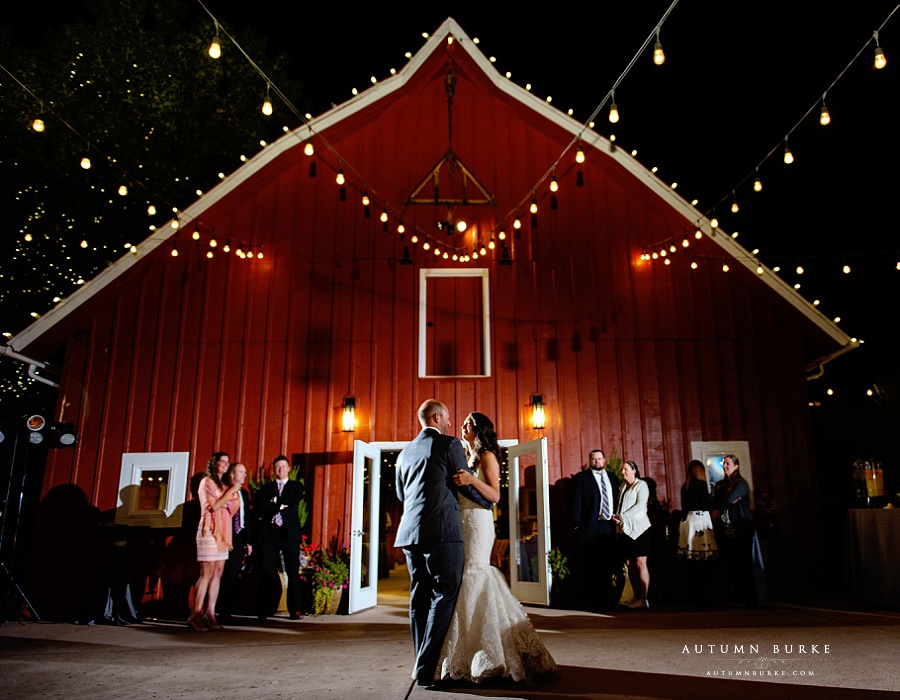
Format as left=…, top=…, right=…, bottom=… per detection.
left=202, top=613, right=223, bottom=630
left=187, top=613, right=208, bottom=632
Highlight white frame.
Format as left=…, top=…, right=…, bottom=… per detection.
left=418, top=268, right=491, bottom=378
left=116, top=452, right=190, bottom=527
left=690, top=440, right=754, bottom=508
left=348, top=440, right=382, bottom=613
left=508, top=438, right=551, bottom=606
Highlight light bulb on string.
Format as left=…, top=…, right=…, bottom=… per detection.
left=731, top=192, right=739, bottom=214
left=380, top=207, right=388, bottom=223
left=118, top=185, right=128, bottom=196
left=479, top=243, right=487, bottom=256
left=223, top=239, right=231, bottom=253
left=513, top=214, right=521, bottom=230
left=208, top=23, right=222, bottom=59
left=498, top=228, right=506, bottom=241
left=722, top=263, right=730, bottom=272
left=874, top=31, right=887, bottom=69
left=262, top=85, right=273, bottom=116
left=682, top=238, right=690, bottom=248
left=336, top=167, right=345, bottom=186
left=24, top=232, right=33, bottom=242
left=783, top=137, right=793, bottom=164
left=304, top=138, right=314, bottom=156
left=653, top=27, right=665, bottom=65
left=171, top=242, right=178, bottom=257
left=550, top=174, right=558, bottom=192
left=192, top=227, right=200, bottom=241
left=710, top=215, right=719, bottom=229
left=209, top=235, right=217, bottom=248
left=753, top=169, right=763, bottom=192
left=843, top=265, right=851, bottom=274
left=575, top=141, right=585, bottom=164
left=608, top=91, right=619, bottom=123
left=147, top=205, right=156, bottom=216
left=171, top=215, right=180, bottom=230
left=397, top=222, right=405, bottom=235
left=819, top=95, right=830, bottom=125
left=691, top=259, right=698, bottom=269
left=80, top=239, right=88, bottom=248
left=80, top=156, right=91, bottom=170
left=258, top=246, right=264, bottom=259
left=456, top=220, right=467, bottom=233
left=488, top=237, right=496, bottom=250
left=206, top=250, right=214, bottom=259
left=530, top=195, right=538, bottom=214
left=32, top=118, right=45, bottom=132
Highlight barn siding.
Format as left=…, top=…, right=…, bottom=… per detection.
left=37, top=38, right=833, bottom=600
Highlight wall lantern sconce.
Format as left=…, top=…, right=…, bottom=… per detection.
left=341, top=397, right=356, bottom=432
left=531, top=395, right=545, bottom=430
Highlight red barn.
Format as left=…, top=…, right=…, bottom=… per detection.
left=6, top=18, right=852, bottom=612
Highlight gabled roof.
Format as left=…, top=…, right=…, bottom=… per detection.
left=7, top=17, right=853, bottom=362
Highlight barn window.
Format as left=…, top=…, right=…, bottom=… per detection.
left=419, top=268, right=491, bottom=378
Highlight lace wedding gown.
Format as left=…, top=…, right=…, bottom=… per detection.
left=436, top=466, right=557, bottom=683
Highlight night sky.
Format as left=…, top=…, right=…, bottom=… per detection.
left=4, top=1, right=899, bottom=400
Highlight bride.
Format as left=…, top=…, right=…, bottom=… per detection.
left=436, top=411, right=557, bottom=683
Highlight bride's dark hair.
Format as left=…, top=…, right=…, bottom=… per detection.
left=465, top=411, right=500, bottom=462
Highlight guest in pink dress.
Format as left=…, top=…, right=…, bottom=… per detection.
left=189, top=452, right=241, bottom=631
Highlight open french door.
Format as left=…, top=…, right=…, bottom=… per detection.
left=348, top=440, right=381, bottom=613
left=507, top=437, right=551, bottom=605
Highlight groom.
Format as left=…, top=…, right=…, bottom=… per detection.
left=394, top=399, right=493, bottom=687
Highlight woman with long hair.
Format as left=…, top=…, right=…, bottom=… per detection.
left=189, top=452, right=241, bottom=631
left=436, top=411, right=556, bottom=683
left=713, top=455, right=758, bottom=607
left=613, top=460, right=652, bottom=609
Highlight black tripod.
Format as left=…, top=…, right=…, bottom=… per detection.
left=0, top=421, right=41, bottom=622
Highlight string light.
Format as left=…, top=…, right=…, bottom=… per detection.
left=192, top=227, right=200, bottom=241
left=498, top=228, right=506, bottom=241
left=171, top=242, right=178, bottom=257
left=32, top=118, right=45, bottom=132
left=653, top=27, right=665, bottom=65
left=609, top=90, right=619, bottom=123
left=783, top=137, right=794, bottom=164
left=336, top=167, right=345, bottom=186
left=223, top=239, right=231, bottom=253
left=209, top=235, right=217, bottom=248
left=261, top=84, right=273, bottom=116
left=730, top=192, right=739, bottom=213
left=550, top=174, right=558, bottom=192
left=722, top=262, right=730, bottom=272
left=80, top=156, right=91, bottom=170
left=530, top=195, right=538, bottom=214
left=258, top=245, right=264, bottom=259
left=819, top=95, right=831, bottom=125
left=575, top=142, right=585, bottom=164
left=147, top=205, right=156, bottom=216
left=208, top=22, right=222, bottom=59
left=874, top=31, right=887, bottom=69
left=118, top=185, right=128, bottom=196
left=753, top=170, right=763, bottom=192
left=304, top=138, right=314, bottom=156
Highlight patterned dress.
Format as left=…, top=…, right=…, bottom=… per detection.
left=435, top=461, right=556, bottom=683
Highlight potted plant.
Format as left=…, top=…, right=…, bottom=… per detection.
left=300, top=537, right=351, bottom=615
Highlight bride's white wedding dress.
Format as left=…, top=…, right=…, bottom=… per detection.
left=436, top=464, right=557, bottom=683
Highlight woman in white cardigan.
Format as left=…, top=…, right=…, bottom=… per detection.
left=613, top=460, right=652, bottom=609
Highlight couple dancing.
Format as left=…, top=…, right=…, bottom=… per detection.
left=395, top=399, right=556, bottom=688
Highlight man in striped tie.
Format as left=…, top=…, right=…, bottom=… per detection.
left=571, top=449, right=620, bottom=612
left=255, top=455, right=304, bottom=620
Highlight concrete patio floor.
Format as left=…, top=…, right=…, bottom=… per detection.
left=2, top=565, right=898, bottom=700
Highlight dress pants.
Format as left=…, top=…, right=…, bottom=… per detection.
left=258, top=536, right=303, bottom=616
left=404, top=541, right=464, bottom=683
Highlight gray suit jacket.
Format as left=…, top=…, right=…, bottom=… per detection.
left=394, top=428, right=493, bottom=548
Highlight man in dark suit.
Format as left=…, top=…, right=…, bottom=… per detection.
left=394, top=399, right=493, bottom=688
left=218, top=462, right=252, bottom=623
left=255, top=455, right=304, bottom=620
left=571, top=448, right=620, bottom=611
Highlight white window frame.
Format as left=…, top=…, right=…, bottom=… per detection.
left=418, top=268, right=491, bottom=378
left=116, top=452, right=190, bottom=527
left=690, top=440, right=755, bottom=508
